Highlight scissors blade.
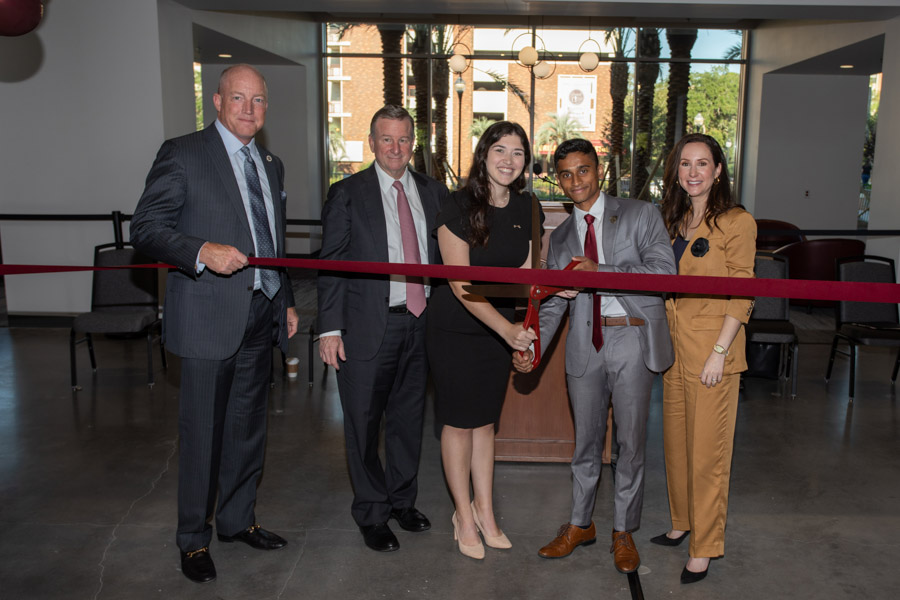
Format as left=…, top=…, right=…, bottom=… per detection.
left=462, top=283, right=533, bottom=298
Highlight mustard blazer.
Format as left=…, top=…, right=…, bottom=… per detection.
left=665, top=208, right=756, bottom=375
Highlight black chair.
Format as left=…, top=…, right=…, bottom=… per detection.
left=825, top=255, right=900, bottom=402
left=745, top=252, right=799, bottom=397
left=70, top=243, right=165, bottom=391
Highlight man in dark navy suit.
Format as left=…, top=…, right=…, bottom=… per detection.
left=131, top=64, right=297, bottom=583
left=318, top=105, right=447, bottom=552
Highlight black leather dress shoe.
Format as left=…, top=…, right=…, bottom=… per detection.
left=391, top=507, right=431, bottom=532
left=650, top=530, right=689, bottom=547
left=180, top=547, right=216, bottom=583
left=217, top=524, right=287, bottom=550
left=360, top=522, right=400, bottom=552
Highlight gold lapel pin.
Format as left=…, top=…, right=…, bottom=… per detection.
left=266, top=155, right=273, bottom=162
left=610, top=215, right=617, bottom=224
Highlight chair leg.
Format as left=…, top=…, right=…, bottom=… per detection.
left=146, top=331, right=155, bottom=387
left=790, top=341, right=799, bottom=399
left=70, top=329, right=79, bottom=391
left=892, top=349, right=900, bottom=384
left=308, top=326, right=314, bottom=388
left=160, top=340, right=168, bottom=369
left=849, top=343, right=857, bottom=402
left=86, top=333, right=96, bottom=371
left=826, top=335, right=840, bottom=381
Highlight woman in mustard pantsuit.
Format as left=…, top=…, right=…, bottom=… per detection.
left=654, top=134, right=756, bottom=584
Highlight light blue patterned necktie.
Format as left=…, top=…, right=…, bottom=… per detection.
left=241, top=146, right=280, bottom=299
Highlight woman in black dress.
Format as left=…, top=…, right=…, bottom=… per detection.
left=426, top=121, right=540, bottom=559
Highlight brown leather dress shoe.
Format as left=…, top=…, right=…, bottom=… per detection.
left=610, top=530, right=640, bottom=573
left=538, top=522, right=597, bottom=558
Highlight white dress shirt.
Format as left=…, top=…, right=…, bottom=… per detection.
left=373, top=162, right=430, bottom=307
left=572, top=193, right=626, bottom=317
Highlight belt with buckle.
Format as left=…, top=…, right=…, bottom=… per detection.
left=388, top=304, right=410, bottom=314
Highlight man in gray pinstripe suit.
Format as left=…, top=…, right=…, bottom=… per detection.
left=131, top=64, right=297, bottom=584
left=514, top=138, right=674, bottom=574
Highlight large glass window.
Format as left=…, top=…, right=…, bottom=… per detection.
left=323, top=23, right=745, bottom=204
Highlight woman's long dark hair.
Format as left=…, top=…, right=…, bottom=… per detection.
left=463, top=121, right=531, bottom=247
left=660, top=133, right=737, bottom=239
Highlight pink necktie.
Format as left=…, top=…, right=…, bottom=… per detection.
left=584, top=214, right=603, bottom=351
left=393, top=180, right=426, bottom=317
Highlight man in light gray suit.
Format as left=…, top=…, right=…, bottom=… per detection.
left=131, top=64, right=297, bottom=584
left=514, top=138, right=675, bottom=573
left=318, top=105, right=447, bottom=552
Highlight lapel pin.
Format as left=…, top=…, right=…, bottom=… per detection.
left=513, top=224, right=521, bottom=229
left=266, top=155, right=273, bottom=162
left=610, top=215, right=617, bottom=224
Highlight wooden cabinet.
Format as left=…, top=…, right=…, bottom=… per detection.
left=495, top=201, right=612, bottom=463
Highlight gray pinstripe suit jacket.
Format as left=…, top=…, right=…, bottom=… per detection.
left=130, top=123, right=294, bottom=360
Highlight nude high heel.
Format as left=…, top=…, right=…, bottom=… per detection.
left=452, top=511, right=485, bottom=559
left=471, top=501, right=512, bottom=549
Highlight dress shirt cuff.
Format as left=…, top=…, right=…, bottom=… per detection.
left=319, top=330, right=341, bottom=338
left=195, top=242, right=207, bottom=274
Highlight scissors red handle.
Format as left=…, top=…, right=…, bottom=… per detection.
left=520, top=259, right=580, bottom=369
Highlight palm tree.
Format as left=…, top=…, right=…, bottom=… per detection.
left=469, top=116, right=496, bottom=139
left=378, top=25, right=405, bottom=106
left=632, top=28, right=661, bottom=201
left=408, top=25, right=430, bottom=173
left=663, top=29, right=697, bottom=158
left=535, top=112, right=585, bottom=173
left=604, top=28, right=631, bottom=197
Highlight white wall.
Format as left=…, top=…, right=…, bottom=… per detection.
left=0, top=0, right=166, bottom=314
left=743, top=17, right=900, bottom=262
left=754, top=73, right=868, bottom=229
left=0, top=1, right=322, bottom=314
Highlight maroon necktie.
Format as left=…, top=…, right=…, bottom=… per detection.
left=393, top=180, right=426, bottom=317
left=584, top=214, right=603, bottom=351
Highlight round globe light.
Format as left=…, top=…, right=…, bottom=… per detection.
left=579, top=51, right=600, bottom=72
left=518, top=46, right=539, bottom=66
left=532, top=61, right=552, bottom=79
left=448, top=53, right=468, bottom=74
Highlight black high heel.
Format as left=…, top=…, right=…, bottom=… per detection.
left=680, top=563, right=709, bottom=584
left=650, top=530, right=689, bottom=546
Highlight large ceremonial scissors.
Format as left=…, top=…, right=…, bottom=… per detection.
left=463, top=259, right=579, bottom=369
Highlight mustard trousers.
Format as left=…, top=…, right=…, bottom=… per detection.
left=662, top=356, right=740, bottom=558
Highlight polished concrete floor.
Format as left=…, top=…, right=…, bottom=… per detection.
left=2, top=318, right=900, bottom=600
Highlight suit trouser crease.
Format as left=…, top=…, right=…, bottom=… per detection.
left=566, top=326, right=653, bottom=532
left=337, top=311, right=427, bottom=526
left=662, top=356, right=739, bottom=558
left=176, top=293, right=273, bottom=552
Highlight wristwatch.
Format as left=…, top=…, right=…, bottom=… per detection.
left=713, top=344, right=728, bottom=356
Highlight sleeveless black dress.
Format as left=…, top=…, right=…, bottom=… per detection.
left=426, top=189, right=541, bottom=428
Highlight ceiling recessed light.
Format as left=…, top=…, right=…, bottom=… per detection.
left=218, top=53, right=232, bottom=58
left=840, top=64, right=854, bottom=69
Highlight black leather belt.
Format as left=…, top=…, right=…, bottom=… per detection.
left=388, top=304, right=410, bottom=314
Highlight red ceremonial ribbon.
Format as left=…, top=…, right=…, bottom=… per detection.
left=2, top=257, right=900, bottom=303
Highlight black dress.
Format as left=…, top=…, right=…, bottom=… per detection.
left=426, top=189, right=541, bottom=428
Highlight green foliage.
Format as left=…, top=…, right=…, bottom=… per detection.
left=686, top=66, right=741, bottom=150
left=193, top=64, right=203, bottom=131
left=535, top=112, right=586, bottom=152
left=469, top=116, right=496, bottom=139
